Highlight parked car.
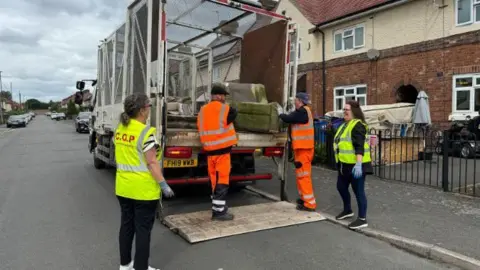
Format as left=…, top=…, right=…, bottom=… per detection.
left=6, top=115, right=27, bottom=128
left=56, top=112, right=66, bottom=120
left=75, top=112, right=91, bottom=133
left=51, top=113, right=58, bottom=120
left=21, top=114, right=31, bottom=124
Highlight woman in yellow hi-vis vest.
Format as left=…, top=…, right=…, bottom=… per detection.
left=333, top=100, right=372, bottom=230
left=115, top=93, right=174, bottom=270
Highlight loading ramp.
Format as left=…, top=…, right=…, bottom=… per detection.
left=163, top=201, right=326, bottom=244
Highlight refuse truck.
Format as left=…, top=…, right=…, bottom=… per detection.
left=75, top=0, right=301, bottom=198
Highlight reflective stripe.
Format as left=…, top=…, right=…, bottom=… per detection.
left=292, top=125, right=312, bottom=131
left=292, top=109, right=313, bottom=131
left=297, top=171, right=309, bottom=177
left=117, top=125, right=151, bottom=172
left=338, top=149, right=370, bottom=154
left=292, top=135, right=314, bottom=140
left=212, top=206, right=225, bottom=212
left=306, top=199, right=316, bottom=204
left=203, top=135, right=237, bottom=146
left=303, top=194, right=314, bottom=200
left=212, top=199, right=226, bottom=205
left=198, top=104, right=229, bottom=136
left=116, top=163, right=149, bottom=172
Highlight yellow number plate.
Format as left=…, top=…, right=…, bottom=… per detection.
left=163, top=159, right=198, bottom=168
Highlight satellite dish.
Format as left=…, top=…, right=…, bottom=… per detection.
left=367, top=49, right=380, bottom=60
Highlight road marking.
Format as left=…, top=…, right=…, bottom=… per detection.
left=0, top=128, right=14, bottom=136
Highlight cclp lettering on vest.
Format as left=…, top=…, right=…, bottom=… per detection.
left=115, top=132, right=135, bottom=143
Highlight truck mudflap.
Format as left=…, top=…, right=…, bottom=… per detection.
left=166, top=173, right=272, bottom=185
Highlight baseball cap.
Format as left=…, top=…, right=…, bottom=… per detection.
left=210, top=83, right=229, bottom=95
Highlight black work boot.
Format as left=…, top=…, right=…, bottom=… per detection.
left=296, top=198, right=304, bottom=206
left=296, top=204, right=316, bottom=212
left=212, top=212, right=235, bottom=221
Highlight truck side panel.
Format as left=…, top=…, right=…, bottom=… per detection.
left=239, top=20, right=288, bottom=106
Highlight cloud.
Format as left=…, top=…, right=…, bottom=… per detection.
left=0, top=0, right=262, bottom=103
left=0, top=0, right=129, bottom=102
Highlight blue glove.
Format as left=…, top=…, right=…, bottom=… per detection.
left=159, top=181, right=175, bottom=198
left=352, top=162, right=363, bottom=179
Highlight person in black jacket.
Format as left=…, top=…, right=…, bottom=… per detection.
left=333, top=100, right=373, bottom=229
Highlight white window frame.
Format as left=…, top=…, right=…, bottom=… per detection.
left=452, top=74, right=480, bottom=113
left=212, top=66, right=220, bottom=82
left=455, top=0, right=480, bottom=26
left=289, top=39, right=301, bottom=62
left=333, top=84, right=367, bottom=111
left=333, top=24, right=365, bottom=53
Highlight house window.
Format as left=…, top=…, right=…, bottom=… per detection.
left=289, top=39, right=301, bottom=62
left=334, top=85, right=367, bottom=111
left=456, top=0, right=480, bottom=25
left=334, top=24, right=365, bottom=52
left=212, top=66, right=220, bottom=82
left=452, top=74, right=480, bottom=112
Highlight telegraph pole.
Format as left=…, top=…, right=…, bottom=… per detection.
left=0, top=71, right=4, bottom=123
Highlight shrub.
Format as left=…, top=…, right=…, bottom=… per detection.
left=313, top=143, right=327, bottom=164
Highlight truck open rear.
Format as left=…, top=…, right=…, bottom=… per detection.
left=79, top=0, right=325, bottom=243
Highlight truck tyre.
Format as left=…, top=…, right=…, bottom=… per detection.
left=93, top=152, right=106, bottom=169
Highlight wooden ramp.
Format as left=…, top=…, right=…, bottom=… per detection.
left=163, top=201, right=326, bottom=243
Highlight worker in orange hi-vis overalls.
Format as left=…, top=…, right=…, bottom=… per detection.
left=197, top=83, right=238, bottom=221
left=279, top=92, right=317, bottom=211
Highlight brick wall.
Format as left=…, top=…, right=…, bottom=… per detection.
left=301, top=30, right=480, bottom=125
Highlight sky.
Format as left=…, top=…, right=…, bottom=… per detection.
left=0, top=0, right=261, bottom=103
left=0, top=0, right=131, bottom=103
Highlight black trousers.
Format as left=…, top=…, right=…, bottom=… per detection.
left=117, top=196, right=158, bottom=270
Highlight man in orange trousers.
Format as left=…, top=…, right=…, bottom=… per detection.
left=279, top=92, right=317, bottom=211
left=197, top=83, right=238, bottom=221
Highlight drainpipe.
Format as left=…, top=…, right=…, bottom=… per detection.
left=318, top=30, right=326, bottom=115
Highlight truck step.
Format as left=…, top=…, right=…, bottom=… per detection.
left=163, top=201, right=326, bottom=243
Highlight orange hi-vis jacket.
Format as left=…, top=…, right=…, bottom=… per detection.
left=291, top=106, right=314, bottom=150
left=197, top=101, right=238, bottom=151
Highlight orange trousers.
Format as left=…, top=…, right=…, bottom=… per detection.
left=294, top=148, right=317, bottom=209
left=207, top=153, right=231, bottom=215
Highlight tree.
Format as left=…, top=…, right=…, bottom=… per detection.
left=25, top=99, right=49, bottom=110
left=0, top=91, right=12, bottom=101
left=49, top=102, right=60, bottom=112
left=66, top=99, right=78, bottom=116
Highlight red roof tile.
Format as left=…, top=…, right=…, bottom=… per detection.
left=291, top=0, right=392, bottom=25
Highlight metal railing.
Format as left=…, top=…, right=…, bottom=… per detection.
left=314, top=123, right=479, bottom=198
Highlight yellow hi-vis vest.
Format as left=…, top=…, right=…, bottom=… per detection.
left=114, top=119, right=161, bottom=201
left=333, top=119, right=372, bottom=164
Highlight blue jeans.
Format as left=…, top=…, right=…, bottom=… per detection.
left=336, top=173, right=367, bottom=219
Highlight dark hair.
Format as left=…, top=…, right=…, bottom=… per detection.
left=346, top=100, right=366, bottom=123
left=120, top=93, right=150, bottom=126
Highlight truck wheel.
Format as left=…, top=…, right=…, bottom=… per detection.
left=93, top=152, right=106, bottom=169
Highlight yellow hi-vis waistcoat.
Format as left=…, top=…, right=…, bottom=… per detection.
left=333, top=119, right=372, bottom=164
left=114, top=119, right=161, bottom=201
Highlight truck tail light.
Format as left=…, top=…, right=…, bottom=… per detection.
left=263, top=147, right=284, bottom=157
left=164, top=147, right=192, bottom=158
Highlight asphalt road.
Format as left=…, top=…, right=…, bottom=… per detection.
left=0, top=116, right=458, bottom=270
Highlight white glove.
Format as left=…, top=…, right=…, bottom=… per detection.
left=159, top=181, right=175, bottom=198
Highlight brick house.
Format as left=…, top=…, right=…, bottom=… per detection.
left=285, top=0, right=480, bottom=126
left=193, top=0, right=480, bottom=125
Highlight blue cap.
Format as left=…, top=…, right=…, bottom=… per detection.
left=296, top=92, right=310, bottom=105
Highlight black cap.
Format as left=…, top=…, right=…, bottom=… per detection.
left=210, top=83, right=229, bottom=95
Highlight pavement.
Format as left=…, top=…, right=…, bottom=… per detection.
left=0, top=116, right=459, bottom=270
left=255, top=158, right=480, bottom=261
